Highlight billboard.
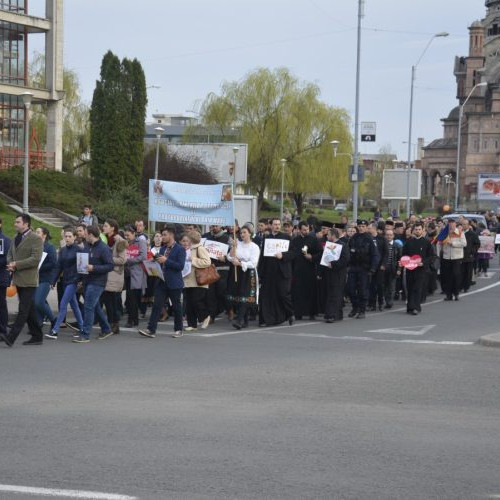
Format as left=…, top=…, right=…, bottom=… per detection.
left=167, top=143, right=248, bottom=184
left=382, top=168, right=421, bottom=200
left=148, top=180, right=234, bottom=226
left=477, top=173, right=500, bottom=200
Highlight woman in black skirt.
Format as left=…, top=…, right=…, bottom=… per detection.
left=226, top=225, right=260, bottom=329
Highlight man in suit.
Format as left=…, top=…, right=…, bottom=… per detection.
left=0, top=218, right=12, bottom=335
left=139, top=225, right=186, bottom=339
left=0, top=214, right=43, bottom=347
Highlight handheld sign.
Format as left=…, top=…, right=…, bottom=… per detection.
left=263, top=239, right=290, bottom=257
left=320, top=242, right=343, bottom=268
left=203, top=240, right=229, bottom=260
left=400, top=255, right=422, bottom=271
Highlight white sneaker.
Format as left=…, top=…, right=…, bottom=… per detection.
left=185, top=326, right=197, bottom=332
left=201, top=316, right=211, bottom=330
left=171, top=330, right=183, bottom=338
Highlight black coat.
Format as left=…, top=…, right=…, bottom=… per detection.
left=463, top=229, right=481, bottom=262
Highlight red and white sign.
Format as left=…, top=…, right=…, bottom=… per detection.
left=400, top=255, right=422, bottom=271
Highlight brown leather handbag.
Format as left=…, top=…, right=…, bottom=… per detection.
left=195, top=247, right=220, bottom=286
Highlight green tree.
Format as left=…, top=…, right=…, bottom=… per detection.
left=29, top=52, right=90, bottom=173
left=89, top=51, right=147, bottom=192
left=199, top=67, right=352, bottom=211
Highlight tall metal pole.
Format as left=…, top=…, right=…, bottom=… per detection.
left=22, top=92, right=33, bottom=214
left=352, top=0, right=363, bottom=223
left=154, top=126, right=164, bottom=180
left=454, top=108, right=464, bottom=212
left=280, top=158, right=286, bottom=221
left=454, top=82, right=487, bottom=211
left=406, top=65, right=416, bottom=219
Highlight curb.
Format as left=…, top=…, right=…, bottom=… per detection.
left=479, top=333, right=500, bottom=348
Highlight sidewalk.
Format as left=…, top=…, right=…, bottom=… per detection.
left=479, top=333, right=500, bottom=348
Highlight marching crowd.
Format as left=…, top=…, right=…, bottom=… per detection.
left=0, top=205, right=497, bottom=348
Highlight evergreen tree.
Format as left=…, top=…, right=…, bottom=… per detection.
left=90, top=51, right=147, bottom=192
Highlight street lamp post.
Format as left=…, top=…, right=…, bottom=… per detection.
left=21, top=91, right=34, bottom=214
left=330, top=140, right=353, bottom=215
left=454, top=81, right=488, bottom=211
left=406, top=32, right=449, bottom=219
left=280, top=158, right=287, bottom=221
left=154, top=126, right=164, bottom=180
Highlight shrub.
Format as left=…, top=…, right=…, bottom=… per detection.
left=96, top=184, right=148, bottom=227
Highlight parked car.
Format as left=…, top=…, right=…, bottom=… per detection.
left=334, top=203, right=347, bottom=211
left=442, top=213, right=488, bottom=228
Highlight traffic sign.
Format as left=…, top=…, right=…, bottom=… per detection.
left=361, top=121, right=376, bottom=142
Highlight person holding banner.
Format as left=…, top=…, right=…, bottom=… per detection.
left=226, top=225, right=260, bottom=329
left=139, top=225, right=186, bottom=339
left=183, top=231, right=212, bottom=332
left=258, top=218, right=295, bottom=327
left=323, top=228, right=349, bottom=323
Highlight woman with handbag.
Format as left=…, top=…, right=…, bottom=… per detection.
left=183, top=231, right=212, bottom=331
left=226, top=225, right=260, bottom=329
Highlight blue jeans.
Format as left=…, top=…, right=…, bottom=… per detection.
left=147, top=283, right=183, bottom=333
left=53, top=283, right=84, bottom=333
left=82, top=284, right=110, bottom=339
left=34, top=281, right=55, bottom=325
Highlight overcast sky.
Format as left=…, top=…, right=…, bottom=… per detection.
left=36, top=0, right=486, bottom=160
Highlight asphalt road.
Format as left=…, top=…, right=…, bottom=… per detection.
left=1, top=272, right=500, bottom=499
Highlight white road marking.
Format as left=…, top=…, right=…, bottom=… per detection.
left=267, top=331, right=474, bottom=346
left=194, top=322, right=317, bottom=337
left=365, top=324, right=436, bottom=336
left=0, top=484, right=137, bottom=499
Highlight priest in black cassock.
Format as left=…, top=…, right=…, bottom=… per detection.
left=258, top=218, right=295, bottom=327
left=291, top=221, right=322, bottom=320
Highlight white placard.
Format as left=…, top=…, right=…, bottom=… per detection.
left=38, top=252, right=48, bottom=270
left=76, top=253, right=89, bottom=274
left=203, top=240, right=229, bottom=260
left=263, top=239, right=290, bottom=257
left=0, top=239, right=3, bottom=255
left=495, top=233, right=500, bottom=245
left=141, top=260, right=165, bottom=281
left=320, top=242, right=343, bottom=268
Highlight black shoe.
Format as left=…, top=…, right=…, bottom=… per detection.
left=22, top=338, right=43, bottom=346
left=411, top=310, right=418, bottom=316
left=454, top=295, right=459, bottom=301
left=378, top=305, right=384, bottom=311
left=356, top=312, right=365, bottom=319
left=325, top=318, right=335, bottom=323
left=232, top=321, right=242, bottom=330
left=384, top=304, right=393, bottom=309
left=125, top=322, right=138, bottom=328
left=0, top=333, right=13, bottom=347
left=348, top=309, right=357, bottom=318
left=259, top=323, right=267, bottom=328
left=444, top=296, right=453, bottom=301
left=289, top=315, right=295, bottom=326
left=241, top=322, right=249, bottom=329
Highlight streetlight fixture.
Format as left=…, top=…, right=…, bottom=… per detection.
left=454, top=81, right=488, bottom=211
left=406, top=31, right=449, bottom=218
left=21, top=91, right=34, bottom=214
left=153, top=126, right=164, bottom=180
left=280, top=158, right=287, bottom=221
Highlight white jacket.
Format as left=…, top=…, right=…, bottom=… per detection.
left=439, top=229, right=466, bottom=260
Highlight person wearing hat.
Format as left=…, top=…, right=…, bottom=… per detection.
left=346, top=219, right=379, bottom=319
left=368, top=222, right=388, bottom=311
left=290, top=221, right=322, bottom=320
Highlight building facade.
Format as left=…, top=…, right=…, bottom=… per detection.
left=422, top=0, right=500, bottom=207
left=0, top=0, right=63, bottom=171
